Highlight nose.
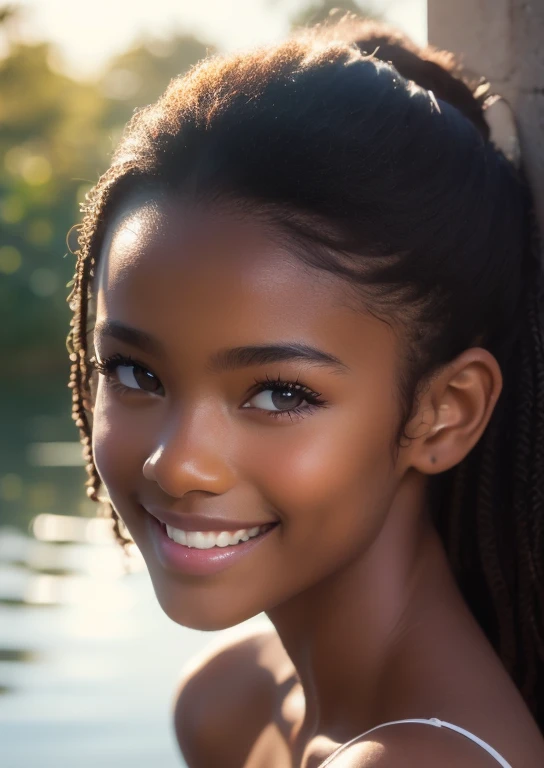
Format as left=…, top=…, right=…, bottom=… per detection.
left=142, top=404, right=236, bottom=498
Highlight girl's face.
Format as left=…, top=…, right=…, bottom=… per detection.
left=92, top=193, right=407, bottom=630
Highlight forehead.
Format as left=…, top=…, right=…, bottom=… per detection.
left=96, top=194, right=326, bottom=318
left=94, top=193, right=396, bottom=369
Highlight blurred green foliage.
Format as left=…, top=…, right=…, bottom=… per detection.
left=0, top=17, right=211, bottom=377
left=291, top=0, right=379, bottom=27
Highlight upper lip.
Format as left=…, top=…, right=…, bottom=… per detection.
left=143, top=505, right=278, bottom=532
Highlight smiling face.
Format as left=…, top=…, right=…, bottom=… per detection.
left=92, top=192, right=408, bottom=630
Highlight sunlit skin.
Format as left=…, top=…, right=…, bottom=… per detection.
left=91, top=191, right=544, bottom=766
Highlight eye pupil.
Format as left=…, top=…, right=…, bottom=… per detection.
left=271, top=389, right=303, bottom=410
left=133, top=365, right=161, bottom=392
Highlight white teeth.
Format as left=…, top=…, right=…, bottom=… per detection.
left=234, top=529, right=249, bottom=543
left=164, top=523, right=268, bottom=549
left=166, top=526, right=187, bottom=546
left=215, top=531, right=232, bottom=548
left=186, top=531, right=216, bottom=549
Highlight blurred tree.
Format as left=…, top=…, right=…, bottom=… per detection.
left=0, top=41, right=106, bottom=374
left=0, top=21, right=211, bottom=377
left=99, top=34, right=213, bottom=152
left=290, top=0, right=381, bottom=28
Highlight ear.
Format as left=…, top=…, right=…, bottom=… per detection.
left=399, top=348, right=503, bottom=475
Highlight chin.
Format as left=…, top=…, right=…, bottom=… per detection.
left=149, top=574, right=263, bottom=632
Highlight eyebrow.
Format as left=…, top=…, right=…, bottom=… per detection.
left=94, top=321, right=349, bottom=374
left=94, top=320, right=164, bottom=356
left=208, top=344, right=349, bottom=374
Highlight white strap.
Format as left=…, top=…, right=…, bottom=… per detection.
left=318, top=717, right=512, bottom=767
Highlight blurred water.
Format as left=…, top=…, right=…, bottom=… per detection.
left=0, top=378, right=89, bottom=533
left=0, top=522, right=270, bottom=768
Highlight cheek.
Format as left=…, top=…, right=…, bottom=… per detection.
left=248, top=405, right=398, bottom=553
left=91, top=385, right=145, bottom=501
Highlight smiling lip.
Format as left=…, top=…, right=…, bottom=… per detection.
left=146, top=514, right=278, bottom=576
left=144, top=505, right=277, bottom=532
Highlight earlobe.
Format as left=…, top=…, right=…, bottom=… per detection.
left=403, top=348, right=503, bottom=475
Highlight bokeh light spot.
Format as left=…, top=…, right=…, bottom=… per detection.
left=1, top=195, right=25, bottom=223
left=0, top=245, right=22, bottom=274
left=21, top=155, right=52, bottom=186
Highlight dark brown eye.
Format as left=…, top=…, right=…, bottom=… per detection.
left=246, top=387, right=305, bottom=412
left=270, top=389, right=305, bottom=410
left=117, top=364, right=162, bottom=394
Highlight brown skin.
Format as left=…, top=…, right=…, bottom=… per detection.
left=92, top=192, right=544, bottom=767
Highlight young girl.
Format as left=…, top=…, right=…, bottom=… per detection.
left=67, top=19, right=544, bottom=768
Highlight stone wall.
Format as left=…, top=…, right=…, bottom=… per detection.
left=428, top=0, right=544, bottom=228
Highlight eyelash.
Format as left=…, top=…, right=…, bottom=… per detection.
left=90, top=354, right=328, bottom=421
left=248, top=373, right=328, bottom=421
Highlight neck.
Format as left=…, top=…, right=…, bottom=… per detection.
left=266, top=470, right=461, bottom=742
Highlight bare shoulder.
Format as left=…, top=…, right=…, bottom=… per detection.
left=172, top=621, right=291, bottom=768
left=329, top=722, right=508, bottom=768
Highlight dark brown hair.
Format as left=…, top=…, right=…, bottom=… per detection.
left=67, top=20, right=544, bottom=725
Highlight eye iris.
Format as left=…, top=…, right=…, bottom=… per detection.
left=271, top=389, right=303, bottom=410
left=133, top=365, right=161, bottom=392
